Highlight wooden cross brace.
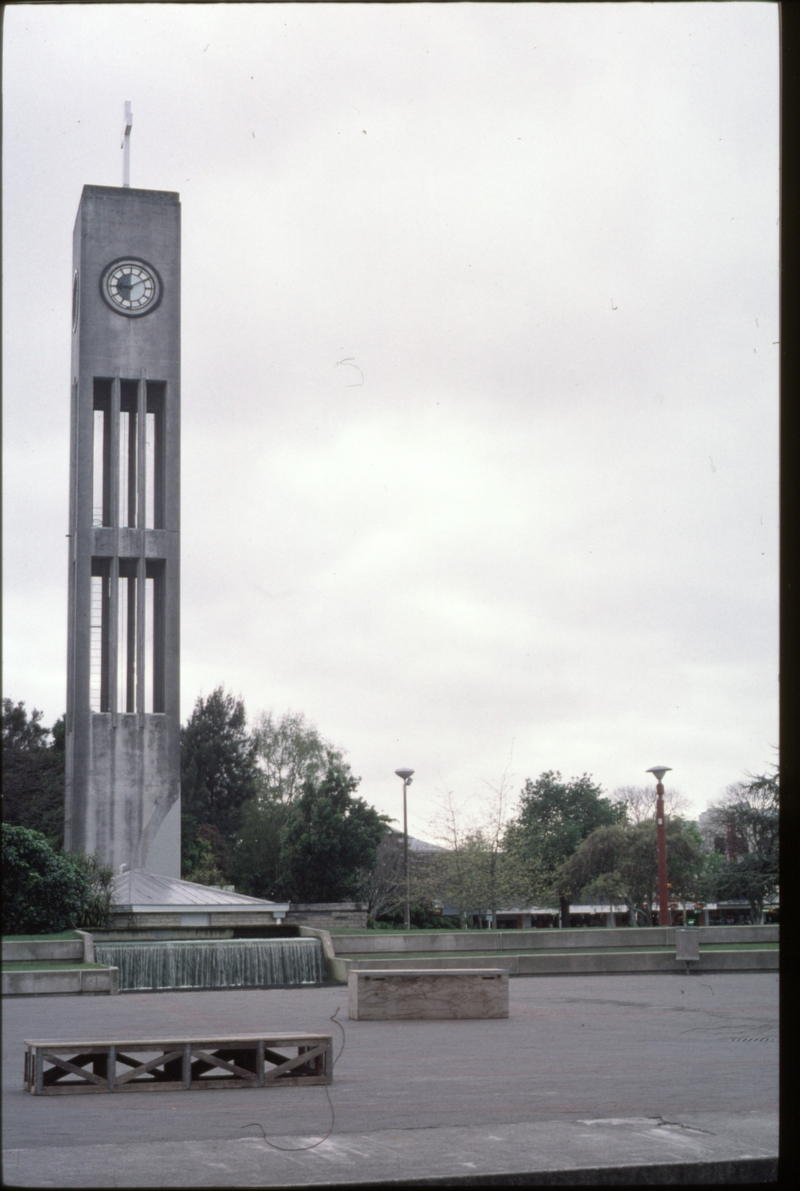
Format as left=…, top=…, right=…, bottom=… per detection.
left=263, top=1043, right=327, bottom=1081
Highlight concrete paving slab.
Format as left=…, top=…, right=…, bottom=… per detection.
left=2, top=973, right=778, bottom=1185
left=1, top=1113, right=778, bottom=1186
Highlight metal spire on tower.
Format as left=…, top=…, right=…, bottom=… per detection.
left=121, top=101, right=132, bottom=187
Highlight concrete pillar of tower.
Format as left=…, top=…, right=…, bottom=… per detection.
left=65, top=185, right=181, bottom=877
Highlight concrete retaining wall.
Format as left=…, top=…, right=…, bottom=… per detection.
left=2, top=940, right=84, bottom=963
left=298, top=926, right=350, bottom=982
left=288, top=903, right=369, bottom=929
left=335, top=924, right=777, bottom=955
left=2, top=933, right=97, bottom=964
left=2, top=966, right=120, bottom=996
left=108, top=911, right=283, bottom=930
left=90, top=928, right=236, bottom=942
left=698, top=925, right=778, bottom=944
left=345, top=950, right=778, bottom=976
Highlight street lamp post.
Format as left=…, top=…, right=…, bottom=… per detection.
left=395, top=768, right=415, bottom=931
left=646, top=766, right=672, bottom=927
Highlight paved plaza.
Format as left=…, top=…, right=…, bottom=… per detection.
left=3, top=972, right=778, bottom=1185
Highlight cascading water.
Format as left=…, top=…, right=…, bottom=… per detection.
left=95, top=938, right=326, bottom=991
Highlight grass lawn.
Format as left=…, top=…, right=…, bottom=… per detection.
left=2, top=931, right=82, bottom=942
left=327, top=928, right=473, bottom=935
left=699, top=942, right=778, bottom=951
left=336, top=948, right=663, bottom=959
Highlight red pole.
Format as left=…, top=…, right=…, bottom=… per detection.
left=403, top=778, right=410, bottom=932
left=656, top=780, right=670, bottom=926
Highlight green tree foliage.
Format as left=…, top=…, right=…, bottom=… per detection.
left=230, top=797, right=287, bottom=898
left=180, top=698, right=392, bottom=905
left=180, top=688, right=259, bottom=880
left=182, top=824, right=231, bottom=888
left=667, top=819, right=706, bottom=908
left=427, top=782, right=530, bottom=928
left=70, top=851, right=116, bottom=929
left=555, top=817, right=704, bottom=925
left=279, top=764, right=388, bottom=902
left=432, top=833, right=502, bottom=927
left=705, top=769, right=779, bottom=923
left=252, top=711, right=343, bottom=803
left=504, top=771, right=625, bottom=923
left=2, top=699, right=66, bottom=848
left=230, top=711, right=344, bottom=898
left=2, top=825, right=90, bottom=935
left=362, top=829, right=451, bottom=926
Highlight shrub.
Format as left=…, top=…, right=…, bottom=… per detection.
left=2, top=825, right=90, bottom=935
left=371, top=908, right=462, bottom=930
left=69, top=851, right=115, bottom=929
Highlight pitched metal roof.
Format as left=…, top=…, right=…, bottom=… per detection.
left=111, top=868, right=287, bottom=911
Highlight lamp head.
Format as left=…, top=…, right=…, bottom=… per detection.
left=646, top=766, right=672, bottom=783
left=395, top=768, right=415, bottom=783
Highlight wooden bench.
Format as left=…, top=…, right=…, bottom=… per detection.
left=24, top=1033, right=332, bottom=1095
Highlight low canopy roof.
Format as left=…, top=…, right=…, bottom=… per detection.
left=111, top=868, right=289, bottom=913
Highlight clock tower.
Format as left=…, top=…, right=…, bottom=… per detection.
left=64, top=183, right=181, bottom=876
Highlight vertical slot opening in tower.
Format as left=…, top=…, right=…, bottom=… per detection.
left=146, top=382, right=165, bottom=529
left=145, top=560, right=165, bottom=713
left=92, top=379, right=112, bottom=527
left=90, top=559, right=111, bottom=712
left=117, top=559, right=138, bottom=713
left=119, top=380, right=139, bottom=528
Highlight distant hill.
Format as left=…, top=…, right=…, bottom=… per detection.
left=386, top=827, right=444, bottom=853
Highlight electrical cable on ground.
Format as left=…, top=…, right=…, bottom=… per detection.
left=241, top=1007, right=345, bottom=1152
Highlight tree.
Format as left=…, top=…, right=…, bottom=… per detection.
left=428, top=788, right=489, bottom=929
left=180, top=688, right=259, bottom=879
left=279, top=763, right=388, bottom=902
left=2, top=699, right=66, bottom=848
left=230, top=796, right=287, bottom=899
left=230, top=711, right=346, bottom=899
left=362, top=828, right=452, bottom=926
left=426, top=780, right=530, bottom=929
left=714, top=854, right=777, bottom=925
left=182, top=824, right=231, bottom=888
left=666, top=819, right=707, bottom=913
left=504, top=771, right=625, bottom=926
left=702, top=769, right=779, bottom=923
left=2, top=825, right=90, bottom=935
left=612, top=784, right=689, bottom=824
left=363, top=828, right=407, bottom=922
left=556, top=817, right=704, bottom=926
left=252, top=710, right=343, bottom=804
left=474, top=767, right=525, bottom=928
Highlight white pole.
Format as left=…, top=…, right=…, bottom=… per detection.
left=121, top=101, right=132, bottom=187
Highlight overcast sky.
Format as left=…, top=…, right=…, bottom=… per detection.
left=3, top=3, right=778, bottom=839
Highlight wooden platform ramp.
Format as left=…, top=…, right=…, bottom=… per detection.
left=24, top=1033, right=332, bottom=1095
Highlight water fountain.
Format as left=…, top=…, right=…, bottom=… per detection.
left=94, top=937, right=326, bottom=991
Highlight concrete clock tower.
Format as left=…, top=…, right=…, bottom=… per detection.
left=64, top=177, right=181, bottom=877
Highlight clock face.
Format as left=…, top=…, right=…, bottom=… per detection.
left=101, top=259, right=162, bottom=316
